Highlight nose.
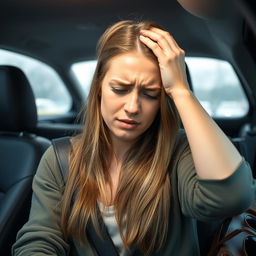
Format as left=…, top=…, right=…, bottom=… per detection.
left=124, top=90, right=140, bottom=115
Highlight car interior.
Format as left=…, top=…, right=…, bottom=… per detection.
left=0, top=0, right=256, bottom=255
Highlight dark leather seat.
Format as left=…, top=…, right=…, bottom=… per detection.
left=232, top=131, right=256, bottom=178
left=0, top=66, right=51, bottom=255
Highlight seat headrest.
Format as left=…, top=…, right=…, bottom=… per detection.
left=0, top=66, right=37, bottom=132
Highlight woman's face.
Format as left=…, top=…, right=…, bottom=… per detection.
left=100, top=52, right=162, bottom=145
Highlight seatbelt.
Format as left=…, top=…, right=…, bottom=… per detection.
left=52, top=137, right=70, bottom=180
left=52, top=137, right=120, bottom=256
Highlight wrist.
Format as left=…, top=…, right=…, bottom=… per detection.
left=167, top=88, right=193, bottom=100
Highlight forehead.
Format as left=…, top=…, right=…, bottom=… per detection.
left=105, top=52, right=161, bottom=82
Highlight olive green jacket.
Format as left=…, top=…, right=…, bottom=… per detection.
left=12, top=133, right=255, bottom=256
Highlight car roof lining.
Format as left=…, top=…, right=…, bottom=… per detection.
left=0, top=1, right=245, bottom=66
left=1, top=0, right=256, bottom=103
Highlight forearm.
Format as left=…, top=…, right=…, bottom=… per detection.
left=170, top=88, right=242, bottom=180
left=139, top=27, right=243, bottom=179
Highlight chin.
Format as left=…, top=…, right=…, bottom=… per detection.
left=113, top=131, right=140, bottom=142
left=117, top=134, right=138, bottom=142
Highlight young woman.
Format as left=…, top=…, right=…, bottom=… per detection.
left=13, top=20, right=255, bottom=256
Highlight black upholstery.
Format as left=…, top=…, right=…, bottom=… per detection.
left=0, top=65, right=51, bottom=255
left=232, top=134, right=256, bottom=178
left=0, top=66, right=37, bottom=132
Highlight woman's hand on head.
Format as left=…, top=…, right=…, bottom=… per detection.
left=139, top=27, right=190, bottom=97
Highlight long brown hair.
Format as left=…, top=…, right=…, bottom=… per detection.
left=61, top=20, right=180, bottom=255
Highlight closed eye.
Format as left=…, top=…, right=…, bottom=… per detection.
left=111, top=88, right=130, bottom=94
left=141, top=88, right=160, bottom=100
left=142, top=92, right=158, bottom=100
left=111, top=87, right=160, bottom=100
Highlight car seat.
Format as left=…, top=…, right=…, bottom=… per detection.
left=0, top=66, right=51, bottom=255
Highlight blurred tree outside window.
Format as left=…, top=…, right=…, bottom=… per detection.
left=72, top=57, right=249, bottom=118
left=0, top=49, right=72, bottom=116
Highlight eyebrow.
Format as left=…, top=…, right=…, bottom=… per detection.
left=109, top=80, right=131, bottom=86
left=109, top=80, right=161, bottom=90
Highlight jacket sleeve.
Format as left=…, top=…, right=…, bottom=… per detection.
left=12, top=146, right=70, bottom=256
left=176, top=137, right=256, bottom=222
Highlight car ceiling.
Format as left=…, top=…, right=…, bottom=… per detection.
left=0, top=0, right=246, bottom=66
left=0, top=0, right=256, bottom=102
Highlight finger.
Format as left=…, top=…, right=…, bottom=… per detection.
left=150, top=27, right=186, bottom=61
left=139, top=35, right=165, bottom=59
left=150, top=27, right=183, bottom=53
left=140, top=29, right=172, bottom=55
left=150, top=27, right=179, bottom=47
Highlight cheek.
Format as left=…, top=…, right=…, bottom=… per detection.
left=100, top=90, right=108, bottom=119
left=100, top=89, right=119, bottom=118
left=100, top=97, right=105, bottom=117
left=144, top=102, right=160, bottom=124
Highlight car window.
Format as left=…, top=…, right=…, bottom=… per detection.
left=71, top=57, right=249, bottom=119
left=71, top=60, right=97, bottom=99
left=186, top=57, right=249, bottom=118
left=0, top=49, right=72, bottom=116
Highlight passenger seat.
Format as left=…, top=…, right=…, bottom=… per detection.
left=0, top=66, right=51, bottom=255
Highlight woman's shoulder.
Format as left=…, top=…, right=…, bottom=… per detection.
left=37, top=145, right=56, bottom=168
left=35, top=144, right=65, bottom=187
left=42, top=135, right=76, bottom=167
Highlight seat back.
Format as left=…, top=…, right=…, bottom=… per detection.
left=232, top=134, right=256, bottom=178
left=0, top=66, right=51, bottom=255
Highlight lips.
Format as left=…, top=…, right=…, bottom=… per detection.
left=117, top=118, right=140, bottom=130
left=118, top=119, right=139, bottom=124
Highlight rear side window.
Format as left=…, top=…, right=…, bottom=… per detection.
left=0, top=49, right=72, bottom=116
left=71, top=57, right=249, bottom=119
left=71, top=60, right=96, bottom=99
left=186, top=57, right=249, bottom=118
